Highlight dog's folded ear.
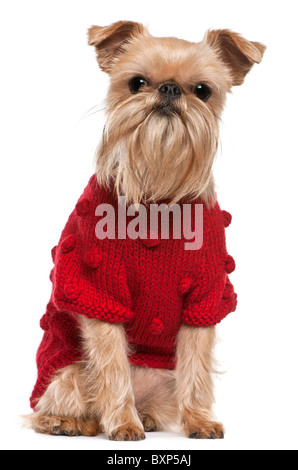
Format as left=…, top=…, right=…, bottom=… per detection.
left=88, top=21, right=148, bottom=73
left=204, top=29, right=266, bottom=86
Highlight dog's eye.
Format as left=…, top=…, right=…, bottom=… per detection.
left=194, top=83, right=211, bottom=102
left=129, top=76, right=148, bottom=94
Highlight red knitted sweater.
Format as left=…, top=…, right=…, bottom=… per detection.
left=30, top=175, right=237, bottom=409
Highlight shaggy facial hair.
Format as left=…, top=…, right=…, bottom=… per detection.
left=96, top=91, right=219, bottom=206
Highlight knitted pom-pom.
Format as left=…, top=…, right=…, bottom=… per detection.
left=141, top=238, right=161, bottom=248
left=61, top=235, right=76, bottom=253
left=222, top=210, right=232, bottom=228
left=63, top=281, right=81, bottom=301
left=225, top=255, right=236, bottom=274
left=222, top=278, right=234, bottom=299
left=83, top=247, right=102, bottom=269
left=76, top=198, right=91, bottom=217
left=51, top=246, right=57, bottom=263
left=40, top=314, right=49, bottom=332
left=40, top=302, right=56, bottom=330
left=178, top=277, right=193, bottom=295
left=151, top=318, right=165, bottom=335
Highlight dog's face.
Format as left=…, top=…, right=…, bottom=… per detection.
left=89, top=22, right=265, bottom=205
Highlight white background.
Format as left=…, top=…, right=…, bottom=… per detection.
left=1, top=0, right=297, bottom=451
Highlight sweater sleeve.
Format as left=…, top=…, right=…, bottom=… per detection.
left=50, top=176, right=133, bottom=324
left=182, top=204, right=237, bottom=327
left=182, top=272, right=237, bottom=327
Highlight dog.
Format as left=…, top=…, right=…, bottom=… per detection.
left=26, top=21, right=265, bottom=440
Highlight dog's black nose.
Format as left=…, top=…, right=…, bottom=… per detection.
left=159, top=82, right=182, bottom=99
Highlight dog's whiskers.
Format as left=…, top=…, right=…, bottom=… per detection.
left=77, top=103, right=107, bottom=124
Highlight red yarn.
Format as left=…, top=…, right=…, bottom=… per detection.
left=83, top=247, right=103, bottom=269
left=222, top=210, right=232, bottom=228
left=60, top=235, right=76, bottom=253
left=30, top=175, right=237, bottom=409
left=225, top=255, right=236, bottom=274
left=151, top=318, right=165, bottom=335
left=75, top=198, right=91, bottom=217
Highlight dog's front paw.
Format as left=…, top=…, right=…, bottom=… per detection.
left=141, top=414, right=161, bottom=432
left=182, top=409, right=224, bottom=439
left=27, top=413, right=102, bottom=437
left=109, top=424, right=146, bottom=441
left=188, top=421, right=224, bottom=439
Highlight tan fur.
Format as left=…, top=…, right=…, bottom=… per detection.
left=205, top=29, right=266, bottom=86
left=25, top=363, right=101, bottom=436
left=27, top=324, right=218, bottom=438
left=92, top=22, right=265, bottom=206
left=131, top=366, right=178, bottom=432
left=96, top=32, right=229, bottom=206
left=78, top=317, right=145, bottom=440
left=26, top=21, right=265, bottom=440
left=176, top=325, right=224, bottom=439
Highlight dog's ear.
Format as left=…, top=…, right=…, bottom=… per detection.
left=205, top=29, right=266, bottom=86
left=88, top=21, right=148, bottom=73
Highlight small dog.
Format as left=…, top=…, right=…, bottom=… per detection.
left=27, top=21, right=265, bottom=440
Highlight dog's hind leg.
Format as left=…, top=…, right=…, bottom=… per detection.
left=25, top=363, right=101, bottom=436
left=131, top=366, right=179, bottom=432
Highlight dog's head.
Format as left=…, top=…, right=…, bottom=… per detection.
left=89, top=21, right=265, bottom=205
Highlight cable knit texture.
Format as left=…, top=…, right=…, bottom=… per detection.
left=30, top=175, right=237, bottom=409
